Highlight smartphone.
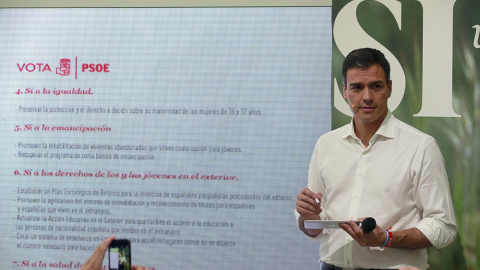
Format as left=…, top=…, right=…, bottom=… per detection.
left=108, top=239, right=131, bottom=270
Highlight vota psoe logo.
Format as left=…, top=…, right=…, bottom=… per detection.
left=56, top=58, right=70, bottom=76
left=16, top=57, right=110, bottom=79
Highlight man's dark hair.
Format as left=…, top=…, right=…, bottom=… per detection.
left=342, top=48, right=390, bottom=84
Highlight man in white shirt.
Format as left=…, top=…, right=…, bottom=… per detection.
left=295, top=48, right=457, bottom=269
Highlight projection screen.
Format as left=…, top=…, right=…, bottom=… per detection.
left=0, top=1, right=332, bottom=269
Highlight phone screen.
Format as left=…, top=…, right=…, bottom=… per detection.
left=109, top=239, right=131, bottom=270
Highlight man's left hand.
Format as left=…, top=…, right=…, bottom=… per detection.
left=339, top=219, right=386, bottom=247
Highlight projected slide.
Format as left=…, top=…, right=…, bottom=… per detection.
left=0, top=7, right=332, bottom=269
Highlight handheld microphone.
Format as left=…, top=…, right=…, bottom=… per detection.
left=361, top=217, right=376, bottom=233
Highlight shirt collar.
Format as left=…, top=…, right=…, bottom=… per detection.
left=342, top=110, right=395, bottom=140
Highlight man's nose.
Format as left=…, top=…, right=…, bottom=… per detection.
left=362, top=89, right=373, bottom=102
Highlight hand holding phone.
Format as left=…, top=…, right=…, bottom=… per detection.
left=109, top=239, right=131, bottom=270
left=81, top=236, right=115, bottom=270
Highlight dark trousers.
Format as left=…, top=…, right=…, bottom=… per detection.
left=321, top=262, right=392, bottom=270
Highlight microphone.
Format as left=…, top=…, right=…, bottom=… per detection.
left=361, top=217, right=376, bottom=233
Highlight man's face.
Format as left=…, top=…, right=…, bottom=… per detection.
left=343, top=64, right=392, bottom=128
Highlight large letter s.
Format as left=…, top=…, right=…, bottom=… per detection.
left=333, top=0, right=405, bottom=117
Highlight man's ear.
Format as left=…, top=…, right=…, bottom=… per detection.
left=343, top=82, right=348, bottom=99
left=387, top=80, right=392, bottom=98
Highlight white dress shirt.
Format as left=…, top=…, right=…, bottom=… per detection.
left=295, top=111, right=457, bottom=269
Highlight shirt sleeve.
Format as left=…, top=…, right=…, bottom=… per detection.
left=412, top=137, right=457, bottom=249
left=294, top=138, right=325, bottom=240
left=308, top=138, right=327, bottom=220
left=294, top=209, right=322, bottom=240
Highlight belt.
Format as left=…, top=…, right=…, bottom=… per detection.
left=321, top=262, right=391, bottom=270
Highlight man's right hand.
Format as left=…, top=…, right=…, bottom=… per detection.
left=296, top=187, right=323, bottom=236
left=296, top=187, right=323, bottom=219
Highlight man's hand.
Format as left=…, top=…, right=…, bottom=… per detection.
left=296, top=187, right=322, bottom=220
left=339, top=219, right=386, bottom=247
left=296, top=187, right=323, bottom=236
left=341, top=219, right=433, bottom=249
left=81, top=235, right=115, bottom=270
